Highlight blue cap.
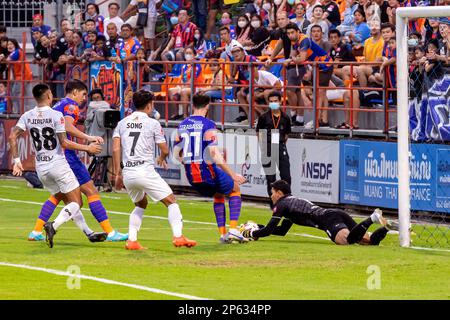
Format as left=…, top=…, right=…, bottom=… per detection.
left=31, top=26, right=41, bottom=33
left=439, top=17, right=450, bottom=25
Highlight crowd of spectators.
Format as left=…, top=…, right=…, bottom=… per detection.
left=0, top=0, right=448, bottom=129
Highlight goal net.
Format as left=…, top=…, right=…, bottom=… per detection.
left=397, top=6, right=450, bottom=249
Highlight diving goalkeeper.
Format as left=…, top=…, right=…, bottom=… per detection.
left=242, top=180, right=397, bottom=245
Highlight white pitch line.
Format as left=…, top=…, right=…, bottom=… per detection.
left=0, top=262, right=210, bottom=300
left=409, top=246, right=450, bottom=253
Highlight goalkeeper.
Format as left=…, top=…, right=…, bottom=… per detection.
left=242, top=180, right=397, bottom=245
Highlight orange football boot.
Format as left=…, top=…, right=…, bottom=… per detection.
left=172, top=235, right=197, bottom=248
left=125, top=240, right=147, bottom=250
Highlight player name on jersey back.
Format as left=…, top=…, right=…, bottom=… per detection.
left=16, top=106, right=67, bottom=171
left=113, top=111, right=166, bottom=172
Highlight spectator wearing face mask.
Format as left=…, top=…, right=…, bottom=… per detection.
left=220, top=12, right=236, bottom=40
left=236, top=15, right=252, bottom=46
left=162, top=9, right=198, bottom=62
left=194, top=29, right=207, bottom=58
left=246, top=14, right=271, bottom=57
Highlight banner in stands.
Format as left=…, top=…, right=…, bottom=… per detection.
left=288, top=139, right=340, bottom=204
left=409, top=74, right=450, bottom=142
left=340, top=140, right=450, bottom=213
left=89, top=61, right=124, bottom=116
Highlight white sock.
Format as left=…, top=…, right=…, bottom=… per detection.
left=72, top=209, right=94, bottom=236
left=53, top=202, right=80, bottom=230
left=129, top=207, right=145, bottom=242
left=31, top=230, right=42, bottom=235
left=370, top=212, right=379, bottom=223
left=168, top=203, right=183, bottom=238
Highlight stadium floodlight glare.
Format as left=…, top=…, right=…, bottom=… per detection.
left=396, top=6, right=450, bottom=248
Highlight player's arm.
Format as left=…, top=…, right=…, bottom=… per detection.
left=8, top=126, right=25, bottom=176
left=112, top=136, right=124, bottom=190
left=209, top=145, right=246, bottom=184
left=245, top=216, right=283, bottom=239
left=57, top=132, right=101, bottom=154
left=156, top=142, right=169, bottom=169
left=64, top=115, right=104, bottom=144
left=271, top=218, right=294, bottom=236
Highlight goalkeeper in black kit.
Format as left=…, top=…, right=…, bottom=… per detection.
left=242, top=180, right=398, bottom=245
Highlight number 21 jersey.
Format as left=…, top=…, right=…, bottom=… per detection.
left=15, top=106, right=67, bottom=172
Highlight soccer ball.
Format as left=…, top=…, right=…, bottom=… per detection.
left=239, top=221, right=260, bottom=241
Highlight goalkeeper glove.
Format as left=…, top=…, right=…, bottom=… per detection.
left=242, top=229, right=253, bottom=239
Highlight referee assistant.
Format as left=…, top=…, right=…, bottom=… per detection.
left=256, top=91, right=292, bottom=207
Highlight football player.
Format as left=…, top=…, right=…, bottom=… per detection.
left=112, top=90, right=197, bottom=250
left=173, top=94, right=247, bottom=244
left=27, top=80, right=128, bottom=242
left=9, top=83, right=103, bottom=248
left=242, top=180, right=398, bottom=245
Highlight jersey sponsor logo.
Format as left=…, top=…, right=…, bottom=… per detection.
left=125, top=160, right=145, bottom=167
left=64, top=104, right=77, bottom=115
left=36, top=155, right=54, bottom=162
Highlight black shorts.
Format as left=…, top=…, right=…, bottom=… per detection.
left=287, top=66, right=306, bottom=91
left=321, top=209, right=357, bottom=242
left=319, top=68, right=333, bottom=87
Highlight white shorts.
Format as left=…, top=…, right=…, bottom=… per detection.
left=126, top=14, right=158, bottom=39
left=37, top=162, right=79, bottom=195
left=123, top=168, right=173, bottom=203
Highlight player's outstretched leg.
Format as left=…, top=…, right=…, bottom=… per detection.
left=125, top=197, right=147, bottom=250
left=82, top=182, right=128, bottom=241
left=44, top=202, right=80, bottom=248
left=226, top=189, right=248, bottom=243
left=213, top=194, right=228, bottom=243
left=28, top=195, right=60, bottom=241
left=347, top=208, right=386, bottom=244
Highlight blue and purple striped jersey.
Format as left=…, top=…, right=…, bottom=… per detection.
left=176, top=115, right=218, bottom=184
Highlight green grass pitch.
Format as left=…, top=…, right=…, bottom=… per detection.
left=0, top=179, right=449, bottom=300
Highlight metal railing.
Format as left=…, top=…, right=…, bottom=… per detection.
left=0, top=47, right=398, bottom=138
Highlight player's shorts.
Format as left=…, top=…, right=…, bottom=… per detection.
left=190, top=167, right=234, bottom=197
left=37, top=161, right=79, bottom=195
left=123, top=167, right=173, bottom=203
left=65, top=151, right=92, bottom=186
left=321, top=209, right=358, bottom=242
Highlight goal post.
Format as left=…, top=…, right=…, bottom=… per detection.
left=396, top=6, right=450, bottom=248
